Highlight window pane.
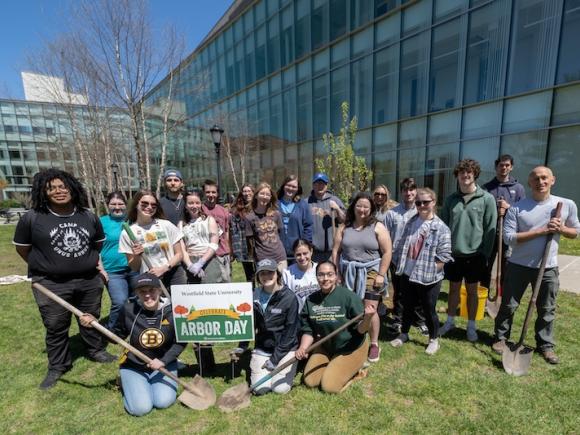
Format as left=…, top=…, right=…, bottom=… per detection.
left=398, top=147, right=426, bottom=182
left=330, top=0, right=347, bottom=41
left=425, top=142, right=460, bottom=195
left=296, top=0, right=311, bottom=59
left=374, top=123, right=397, bottom=151
left=507, top=0, right=561, bottom=95
left=297, top=58, right=311, bottom=82
left=399, top=118, right=426, bottom=148
left=430, top=18, right=464, bottom=112
left=500, top=130, right=548, bottom=185
left=331, top=39, right=349, bottom=68
left=312, top=0, right=329, bottom=49
left=256, top=25, right=267, bottom=79
left=502, top=91, right=552, bottom=133
left=551, top=84, right=580, bottom=126
left=464, top=0, right=510, bottom=104
left=460, top=137, right=499, bottom=182
left=399, top=32, right=429, bottom=118
left=267, top=16, right=281, bottom=74
left=547, top=126, right=580, bottom=205
left=374, top=45, right=399, bottom=124
left=297, top=82, right=312, bottom=140
left=351, top=0, right=374, bottom=30
left=283, top=89, right=297, bottom=142
left=402, top=0, right=431, bottom=36
left=462, top=102, right=502, bottom=138
left=428, top=110, right=461, bottom=143
left=313, top=49, right=329, bottom=75
left=351, top=55, right=373, bottom=128
left=313, top=75, right=329, bottom=137
left=354, top=129, right=371, bottom=154
left=375, top=0, right=397, bottom=18
left=270, top=94, right=282, bottom=139
left=434, top=0, right=467, bottom=22
left=281, top=6, right=294, bottom=67
left=557, top=0, right=580, bottom=84
left=330, top=66, right=348, bottom=131
left=352, top=27, right=373, bottom=58
left=375, top=13, right=400, bottom=47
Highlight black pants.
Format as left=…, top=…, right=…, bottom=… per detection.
left=32, top=275, right=105, bottom=372
left=391, top=265, right=426, bottom=326
left=161, top=265, right=187, bottom=293
left=241, top=261, right=255, bottom=284
left=400, top=275, right=442, bottom=339
left=481, top=238, right=509, bottom=290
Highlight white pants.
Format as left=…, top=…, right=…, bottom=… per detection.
left=249, top=350, right=297, bottom=395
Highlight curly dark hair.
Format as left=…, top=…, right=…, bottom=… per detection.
left=454, top=159, right=481, bottom=179
left=30, top=168, right=88, bottom=212
left=127, top=191, right=166, bottom=223
left=345, top=191, right=377, bottom=228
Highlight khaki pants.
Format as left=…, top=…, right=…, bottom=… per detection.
left=303, top=340, right=369, bottom=394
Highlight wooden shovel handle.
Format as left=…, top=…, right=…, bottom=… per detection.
left=122, top=222, right=171, bottom=299
left=32, top=282, right=192, bottom=392
left=516, top=202, right=562, bottom=347
left=489, top=213, right=504, bottom=302
left=250, top=312, right=365, bottom=392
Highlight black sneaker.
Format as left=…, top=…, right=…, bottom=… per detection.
left=88, top=350, right=116, bottom=363
left=390, top=322, right=402, bottom=333
left=39, top=370, right=65, bottom=390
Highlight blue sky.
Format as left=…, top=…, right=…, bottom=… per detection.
left=0, top=0, right=233, bottom=99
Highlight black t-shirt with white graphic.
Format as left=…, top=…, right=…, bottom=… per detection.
left=13, top=208, right=105, bottom=278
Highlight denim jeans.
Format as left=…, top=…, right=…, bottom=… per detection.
left=119, top=362, right=178, bottom=417
left=105, top=269, right=138, bottom=329
left=494, top=263, right=559, bottom=350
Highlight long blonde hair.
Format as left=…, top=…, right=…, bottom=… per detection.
left=373, top=184, right=391, bottom=214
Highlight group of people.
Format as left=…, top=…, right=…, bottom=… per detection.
left=13, top=155, right=579, bottom=416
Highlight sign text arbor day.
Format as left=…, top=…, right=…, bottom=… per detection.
left=171, top=283, right=254, bottom=343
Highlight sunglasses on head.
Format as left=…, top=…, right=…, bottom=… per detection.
left=139, top=201, right=158, bottom=209
left=415, top=200, right=433, bottom=206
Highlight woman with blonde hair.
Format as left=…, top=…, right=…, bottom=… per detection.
left=373, top=184, right=391, bottom=222
left=245, top=182, right=288, bottom=272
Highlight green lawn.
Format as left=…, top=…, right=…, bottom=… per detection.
left=560, top=237, right=580, bottom=256
left=1, top=225, right=579, bottom=434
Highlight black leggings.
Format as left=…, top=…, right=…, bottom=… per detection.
left=400, top=275, right=442, bottom=339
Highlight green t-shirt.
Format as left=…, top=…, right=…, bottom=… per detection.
left=300, top=285, right=365, bottom=355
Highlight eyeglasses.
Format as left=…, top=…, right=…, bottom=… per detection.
left=415, top=200, right=433, bottom=206
left=316, top=272, right=336, bottom=278
left=139, top=201, right=158, bottom=210
left=46, top=185, right=69, bottom=193
left=374, top=192, right=387, bottom=197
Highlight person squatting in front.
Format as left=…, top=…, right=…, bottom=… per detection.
left=13, top=168, right=116, bottom=390
left=81, top=273, right=186, bottom=416
left=250, top=258, right=300, bottom=395
left=332, top=191, right=392, bottom=363
left=389, top=188, right=452, bottom=355
left=296, top=261, right=374, bottom=393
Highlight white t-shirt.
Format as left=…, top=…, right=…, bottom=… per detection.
left=119, top=219, right=183, bottom=273
left=282, top=262, right=319, bottom=310
left=180, top=216, right=219, bottom=257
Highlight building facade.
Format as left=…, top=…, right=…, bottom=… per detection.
left=145, top=0, right=580, bottom=204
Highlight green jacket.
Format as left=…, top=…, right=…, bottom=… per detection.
left=440, top=185, right=497, bottom=259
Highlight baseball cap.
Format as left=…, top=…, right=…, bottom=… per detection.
left=134, top=272, right=162, bottom=290
left=312, top=173, right=329, bottom=184
left=255, top=258, right=278, bottom=274
left=163, top=169, right=183, bottom=181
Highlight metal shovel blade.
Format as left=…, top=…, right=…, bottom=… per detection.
left=216, top=383, right=252, bottom=413
left=486, top=296, right=502, bottom=320
left=502, top=344, right=533, bottom=377
left=178, top=375, right=217, bottom=410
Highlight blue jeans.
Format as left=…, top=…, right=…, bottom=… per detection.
left=106, top=270, right=138, bottom=329
left=119, top=362, right=178, bottom=416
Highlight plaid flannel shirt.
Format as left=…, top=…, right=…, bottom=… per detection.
left=394, top=215, right=453, bottom=285
left=230, top=213, right=250, bottom=261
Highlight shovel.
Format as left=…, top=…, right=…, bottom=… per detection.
left=216, top=312, right=365, bottom=413
left=502, top=202, right=562, bottom=376
left=32, top=282, right=216, bottom=410
left=122, top=222, right=170, bottom=298
left=486, top=211, right=505, bottom=320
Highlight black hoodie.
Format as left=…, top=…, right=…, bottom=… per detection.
left=482, top=176, right=525, bottom=205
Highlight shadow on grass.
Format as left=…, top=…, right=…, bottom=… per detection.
left=59, top=377, right=119, bottom=390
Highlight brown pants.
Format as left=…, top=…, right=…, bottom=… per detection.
left=303, top=339, right=369, bottom=393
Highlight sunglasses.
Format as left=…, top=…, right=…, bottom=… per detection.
left=139, top=201, right=158, bottom=209
left=374, top=192, right=387, bottom=197
left=415, top=200, right=433, bottom=206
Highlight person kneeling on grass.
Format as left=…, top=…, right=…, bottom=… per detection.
left=296, top=261, right=375, bottom=394
left=250, top=258, right=300, bottom=395
left=81, top=273, right=186, bottom=417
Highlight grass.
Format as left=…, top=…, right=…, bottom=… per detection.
left=1, top=225, right=579, bottom=434
left=560, top=237, right=580, bottom=256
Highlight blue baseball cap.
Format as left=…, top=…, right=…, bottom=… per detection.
left=163, top=169, right=182, bottom=180
left=312, top=173, right=329, bottom=184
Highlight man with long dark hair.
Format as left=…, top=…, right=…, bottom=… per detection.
left=13, top=169, right=115, bottom=390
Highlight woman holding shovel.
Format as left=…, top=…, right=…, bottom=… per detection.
left=81, top=273, right=186, bottom=416
left=119, top=191, right=186, bottom=290
left=296, top=261, right=375, bottom=394
left=250, top=258, right=300, bottom=395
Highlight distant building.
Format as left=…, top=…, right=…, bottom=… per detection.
left=21, top=72, right=88, bottom=105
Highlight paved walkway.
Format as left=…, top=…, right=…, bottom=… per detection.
left=558, top=255, right=580, bottom=295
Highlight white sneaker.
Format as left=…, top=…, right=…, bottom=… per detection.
left=466, top=328, right=479, bottom=342
left=425, top=339, right=440, bottom=355
left=439, top=321, right=455, bottom=337
left=390, top=333, right=409, bottom=348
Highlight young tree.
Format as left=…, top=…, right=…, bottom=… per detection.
left=315, top=101, right=373, bottom=204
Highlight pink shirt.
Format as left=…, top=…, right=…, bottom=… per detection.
left=202, top=203, right=230, bottom=257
